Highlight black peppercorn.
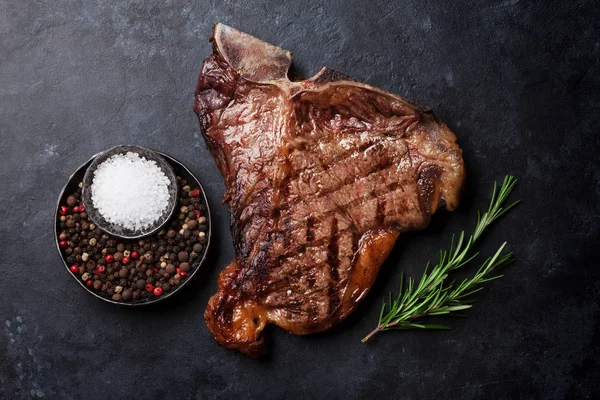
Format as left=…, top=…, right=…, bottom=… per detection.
left=122, top=289, right=132, bottom=301
left=178, top=251, right=189, bottom=262
left=187, top=220, right=198, bottom=230
left=66, top=195, right=77, bottom=207
left=179, top=262, right=190, bottom=273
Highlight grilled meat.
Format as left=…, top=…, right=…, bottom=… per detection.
left=194, top=24, right=465, bottom=356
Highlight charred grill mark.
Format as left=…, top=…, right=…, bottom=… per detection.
left=327, top=218, right=340, bottom=315
left=351, top=231, right=361, bottom=257
left=327, top=218, right=340, bottom=279
left=306, top=216, right=315, bottom=242
left=275, top=156, right=293, bottom=250
left=376, top=197, right=386, bottom=226
left=253, top=239, right=272, bottom=281
left=283, top=216, right=292, bottom=247
left=306, top=267, right=316, bottom=288
left=308, top=301, right=318, bottom=325
left=306, top=267, right=318, bottom=326
left=231, top=220, right=249, bottom=259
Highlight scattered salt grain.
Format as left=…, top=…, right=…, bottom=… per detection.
left=91, top=152, right=171, bottom=230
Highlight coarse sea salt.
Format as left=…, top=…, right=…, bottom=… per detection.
left=91, top=152, right=171, bottom=230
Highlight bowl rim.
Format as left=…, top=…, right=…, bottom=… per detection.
left=54, top=148, right=212, bottom=307
left=81, top=144, right=179, bottom=240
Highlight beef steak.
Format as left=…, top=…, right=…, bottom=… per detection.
left=194, top=24, right=466, bottom=357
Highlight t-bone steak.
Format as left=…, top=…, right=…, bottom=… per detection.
left=194, top=23, right=466, bottom=357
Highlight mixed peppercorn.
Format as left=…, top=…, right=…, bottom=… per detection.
left=57, top=176, right=208, bottom=303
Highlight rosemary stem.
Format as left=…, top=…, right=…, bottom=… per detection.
left=361, top=327, right=382, bottom=343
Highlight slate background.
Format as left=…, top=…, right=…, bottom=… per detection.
left=1, top=0, right=599, bottom=399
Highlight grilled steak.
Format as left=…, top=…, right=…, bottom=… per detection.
left=194, top=23, right=465, bottom=357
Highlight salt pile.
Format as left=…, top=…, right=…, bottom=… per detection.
left=91, top=152, right=171, bottom=230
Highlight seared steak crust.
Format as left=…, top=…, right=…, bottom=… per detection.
left=194, top=24, right=465, bottom=357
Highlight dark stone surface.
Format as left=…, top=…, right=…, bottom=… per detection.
left=1, top=0, right=598, bottom=398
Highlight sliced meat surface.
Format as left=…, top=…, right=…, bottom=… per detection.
left=194, top=23, right=465, bottom=357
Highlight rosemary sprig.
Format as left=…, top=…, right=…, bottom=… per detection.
left=362, top=176, right=520, bottom=343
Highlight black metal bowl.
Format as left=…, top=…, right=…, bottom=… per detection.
left=81, top=145, right=178, bottom=239
left=55, top=149, right=211, bottom=306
